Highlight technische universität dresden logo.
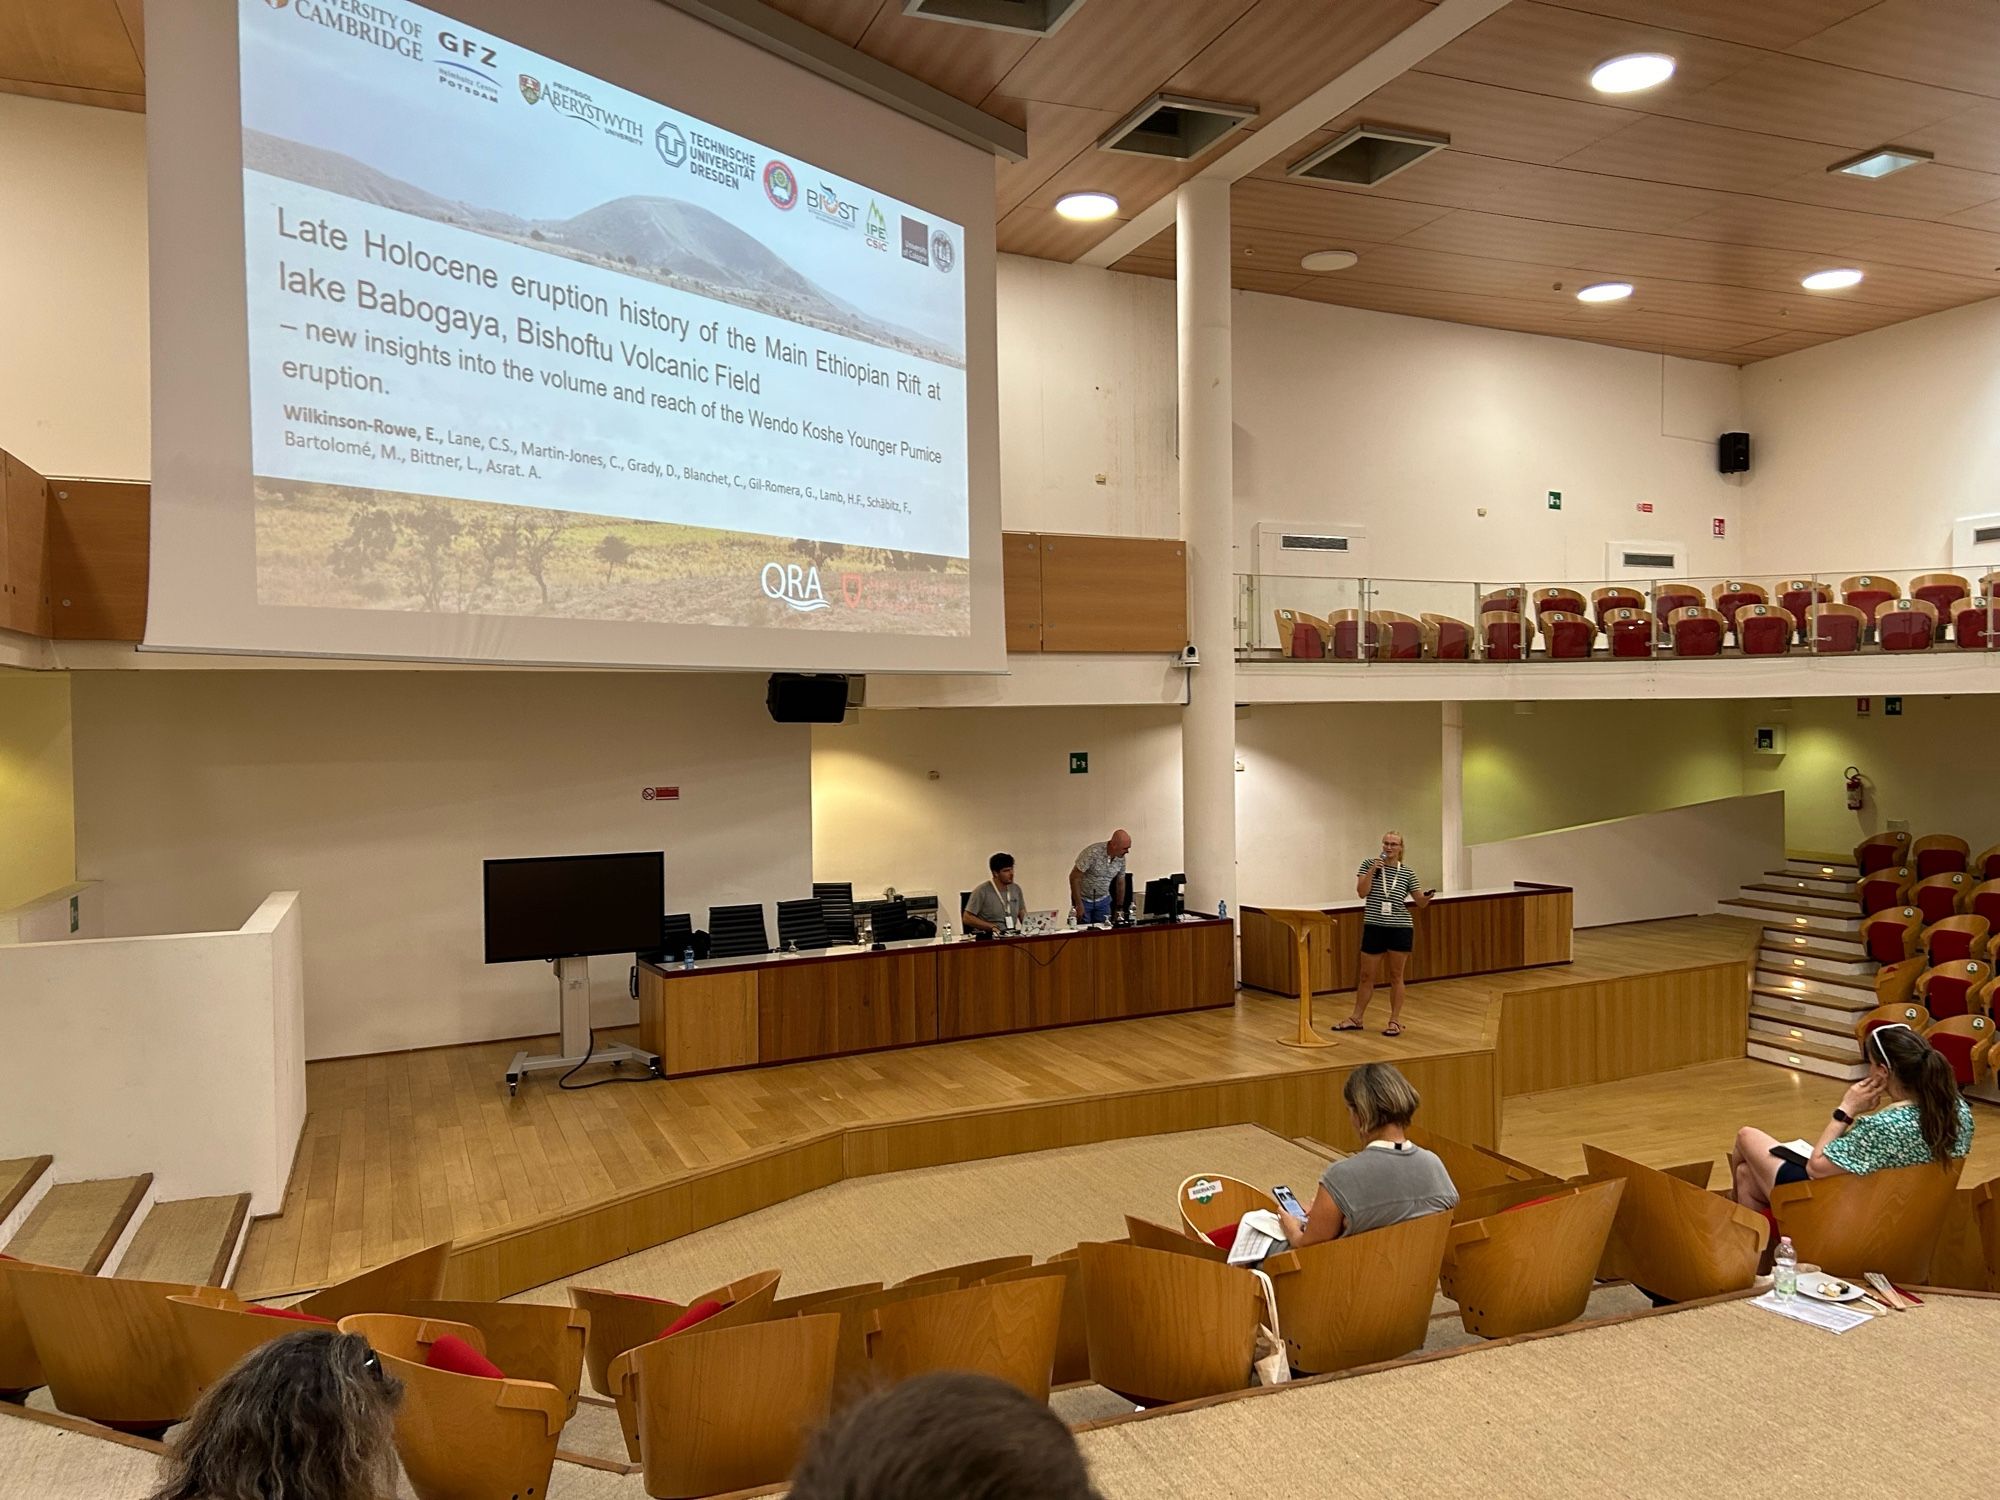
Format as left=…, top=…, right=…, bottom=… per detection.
left=655, top=119, right=687, bottom=168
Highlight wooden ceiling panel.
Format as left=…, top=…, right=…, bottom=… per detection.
left=991, top=0, right=1255, bottom=110
left=1536, top=1, right=1877, bottom=53
left=1276, top=71, right=1634, bottom=178
left=1942, top=196, right=2000, bottom=235
left=0, top=0, right=142, bottom=96
left=1556, top=115, right=1844, bottom=195
left=1758, top=161, right=2000, bottom=222
left=856, top=8, right=1037, bottom=107
left=1899, top=102, right=2000, bottom=177
left=1668, top=196, right=1896, bottom=254
left=992, top=101, right=1122, bottom=217
left=1308, top=241, right=1579, bottom=302
left=1727, top=330, right=1839, bottom=358
left=1412, top=2, right=1760, bottom=107
left=1835, top=218, right=2000, bottom=279
left=1283, top=275, right=1594, bottom=339
left=1651, top=52, right=1976, bottom=149
left=1790, top=0, right=2000, bottom=101
left=1166, top=0, right=1433, bottom=121
left=1311, top=150, right=1726, bottom=234
left=756, top=1, right=883, bottom=49
left=1231, top=178, right=1454, bottom=241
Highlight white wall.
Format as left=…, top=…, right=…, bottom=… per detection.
left=0, top=892, right=304, bottom=1211
left=70, top=671, right=813, bottom=1058
left=1469, top=791, right=1783, bottom=928
left=1740, top=297, right=2000, bottom=575
left=0, top=95, right=148, bottom=479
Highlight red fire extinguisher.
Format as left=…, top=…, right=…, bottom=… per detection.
left=1845, top=766, right=1865, bottom=812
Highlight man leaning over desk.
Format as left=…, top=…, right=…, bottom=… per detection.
left=1069, top=829, right=1131, bottom=924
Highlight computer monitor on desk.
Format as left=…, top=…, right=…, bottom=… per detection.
left=1143, top=874, right=1185, bottom=922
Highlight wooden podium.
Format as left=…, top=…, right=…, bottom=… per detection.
left=1262, top=907, right=1337, bottom=1049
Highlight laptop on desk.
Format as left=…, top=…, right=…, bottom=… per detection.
left=1019, top=909, right=1059, bottom=935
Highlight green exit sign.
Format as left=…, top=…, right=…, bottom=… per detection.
left=1546, top=490, right=1562, bottom=510
left=1069, top=752, right=1088, bottom=774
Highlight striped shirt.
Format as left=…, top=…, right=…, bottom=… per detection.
left=1357, top=859, right=1419, bottom=929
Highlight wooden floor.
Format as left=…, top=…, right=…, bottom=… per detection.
left=234, top=916, right=1759, bottom=1299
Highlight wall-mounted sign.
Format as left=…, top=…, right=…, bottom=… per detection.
left=641, top=786, right=680, bottom=801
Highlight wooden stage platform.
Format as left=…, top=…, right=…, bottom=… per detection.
left=232, top=916, right=1760, bottom=1301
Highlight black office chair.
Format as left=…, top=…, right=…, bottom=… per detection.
left=776, top=898, right=832, bottom=951
left=813, top=881, right=856, bottom=945
left=856, top=897, right=917, bottom=942
left=707, top=903, right=769, bottom=959
left=960, top=890, right=972, bottom=920
left=638, top=912, right=697, bottom=964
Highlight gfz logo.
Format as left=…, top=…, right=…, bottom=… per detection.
left=762, top=561, right=828, bottom=612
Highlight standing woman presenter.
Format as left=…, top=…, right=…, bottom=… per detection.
left=1335, top=831, right=1430, bottom=1036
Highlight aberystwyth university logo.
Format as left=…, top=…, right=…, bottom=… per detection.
left=518, top=73, right=543, bottom=105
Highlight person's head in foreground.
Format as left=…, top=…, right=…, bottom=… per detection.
left=788, top=1371, right=1100, bottom=1500
left=148, top=1329, right=403, bottom=1500
left=1345, top=1060, right=1421, bottom=1141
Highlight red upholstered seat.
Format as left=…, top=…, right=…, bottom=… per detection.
left=1542, top=612, right=1594, bottom=659
left=1590, top=589, right=1644, bottom=631
left=1914, top=843, right=1969, bottom=879
left=247, top=1304, right=334, bottom=1325
left=1423, top=614, right=1470, bottom=660
left=1329, top=612, right=1376, bottom=662
left=1373, top=614, right=1423, bottom=660
left=1777, top=581, right=1829, bottom=640
left=1928, top=1028, right=1984, bottom=1086
left=1842, top=576, right=1897, bottom=624
left=1207, top=1222, right=1240, bottom=1252
left=1810, top=607, right=1863, bottom=655
left=658, top=1299, right=727, bottom=1338
left=1877, top=600, right=1935, bottom=652
left=1863, top=910, right=1920, bottom=965
left=1652, top=586, right=1703, bottom=633
left=427, top=1334, right=505, bottom=1380
left=1737, top=606, right=1793, bottom=655
left=1482, top=613, right=1524, bottom=662
left=1502, top=1195, right=1562, bottom=1214
left=1917, top=962, right=1991, bottom=1022
left=1857, top=869, right=1911, bottom=916
left=1913, top=874, right=1970, bottom=922
left=1713, top=583, right=1766, bottom=634
left=1289, top=620, right=1325, bottom=659
left=1607, top=609, right=1652, bottom=658
left=1669, top=608, right=1724, bottom=657
left=1953, top=598, right=1998, bottom=650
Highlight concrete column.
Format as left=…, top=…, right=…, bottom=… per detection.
left=1441, top=701, right=1468, bottom=891
left=1177, top=180, right=1236, bottom=918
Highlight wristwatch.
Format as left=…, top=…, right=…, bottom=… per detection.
left=1832, top=1107, right=1854, bottom=1125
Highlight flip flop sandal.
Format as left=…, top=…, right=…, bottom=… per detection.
left=1332, top=1019, right=1365, bottom=1032
left=1382, top=1022, right=1404, bottom=1037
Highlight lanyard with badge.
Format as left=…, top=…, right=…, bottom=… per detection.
left=1374, top=857, right=1398, bottom=921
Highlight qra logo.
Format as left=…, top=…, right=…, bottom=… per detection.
left=762, top=562, right=829, bottom=612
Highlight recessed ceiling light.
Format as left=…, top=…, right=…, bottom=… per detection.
left=1830, top=147, right=1931, bottom=178
left=1054, top=191, right=1119, bottom=221
left=1300, top=250, right=1359, bottom=272
left=1589, top=53, right=1675, bottom=94
left=1801, top=268, right=1864, bottom=291
left=1576, top=281, right=1633, bottom=303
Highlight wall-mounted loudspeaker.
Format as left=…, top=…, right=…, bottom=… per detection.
left=766, top=673, right=850, bottom=723
left=1718, top=432, right=1750, bottom=474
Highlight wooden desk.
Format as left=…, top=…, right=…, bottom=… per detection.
left=639, top=918, right=1235, bottom=1077
left=1239, top=884, right=1572, bottom=997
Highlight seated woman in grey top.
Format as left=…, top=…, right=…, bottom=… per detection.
left=1279, top=1062, right=1458, bottom=1247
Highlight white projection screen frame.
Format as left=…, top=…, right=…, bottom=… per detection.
left=148, top=0, right=1003, bottom=673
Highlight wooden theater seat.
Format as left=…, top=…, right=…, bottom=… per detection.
left=1876, top=597, right=1938, bottom=651
left=1975, top=1178, right=2000, bottom=1292
left=339, top=1313, right=566, bottom=1500
left=1370, top=609, right=1424, bottom=660
left=1419, top=611, right=1470, bottom=660
left=1479, top=586, right=1524, bottom=615
left=1480, top=609, right=1526, bottom=661
left=1126, top=1213, right=1225, bottom=1261
left=1605, top=606, right=1652, bottom=658
left=1910, top=572, right=1969, bottom=634
left=864, top=1276, right=1066, bottom=1400
left=10, top=1268, right=203, bottom=1435
left=602, top=1271, right=782, bottom=1457
left=1408, top=1126, right=1554, bottom=1196
left=168, top=1288, right=332, bottom=1394
left=1951, top=596, right=1999, bottom=650
left=1861, top=907, right=1923, bottom=965
left=1912, top=834, right=1972, bottom=879
left=1580, top=1145, right=1768, bottom=1303
left=1540, top=609, right=1596, bottom=659
left=622, top=1314, right=841, bottom=1500
left=1856, top=865, right=1914, bottom=916
left=1179, top=1174, right=1282, bottom=1244
left=1736, top=603, right=1794, bottom=655
left=1874, top=955, right=1926, bottom=1009
left=1667, top=605, right=1726, bottom=656
left=895, top=1255, right=1033, bottom=1290
left=1439, top=1178, right=1624, bottom=1339
left=1916, top=960, right=1993, bottom=1021
left=1265, top=1209, right=1452, bottom=1375
left=1808, top=601, right=1867, bottom=653
left=295, top=1240, right=450, bottom=1323
left=404, top=1299, right=590, bottom=1417
left=572, top=1269, right=780, bottom=1398
left=1770, top=1159, right=1965, bottom=1283
left=1841, top=574, right=1900, bottom=632
left=1590, top=586, right=1644, bottom=631
left=1272, top=607, right=1308, bottom=658
left=974, top=1257, right=1089, bottom=1386
left=1531, top=587, right=1585, bottom=624
left=1976, top=844, right=2000, bottom=880
left=1853, top=1002, right=1929, bottom=1049
left=1971, top=877, right=2000, bottom=927
left=1855, top=830, right=1912, bottom=875
left=1926, top=1015, right=1995, bottom=1089
left=801, top=1279, right=959, bottom=1404
left=1326, top=608, right=1373, bottom=661
left=1713, top=580, right=1768, bottom=635
left=0, top=1257, right=74, bottom=1398
left=1924, top=913, right=1991, bottom=965
left=1651, top=581, right=1706, bottom=632
left=1077, top=1242, right=1263, bottom=1407
left=768, top=1281, right=884, bottom=1319
left=1912, top=871, right=1974, bottom=925
left=1776, top=579, right=1830, bottom=639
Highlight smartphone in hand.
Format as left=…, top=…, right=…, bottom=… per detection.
left=1273, top=1184, right=1307, bottom=1220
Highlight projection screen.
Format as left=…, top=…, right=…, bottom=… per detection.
left=147, top=0, right=1002, bottom=671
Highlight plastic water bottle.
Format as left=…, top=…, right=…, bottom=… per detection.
left=1066, top=911, right=1076, bottom=931
left=1773, top=1236, right=1798, bottom=1301
left=681, top=945, right=695, bottom=971
left=941, top=920, right=954, bottom=944
left=1218, top=899, right=1228, bottom=920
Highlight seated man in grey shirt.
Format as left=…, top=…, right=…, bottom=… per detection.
left=1279, top=1062, right=1458, bottom=1245
left=963, top=852, right=1027, bottom=934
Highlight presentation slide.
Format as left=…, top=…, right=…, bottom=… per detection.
left=237, top=0, right=970, bottom=637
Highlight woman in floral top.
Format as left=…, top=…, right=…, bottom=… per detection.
left=1729, top=1022, right=1972, bottom=1212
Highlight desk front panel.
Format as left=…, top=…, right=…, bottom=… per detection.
left=1240, top=889, right=1571, bottom=997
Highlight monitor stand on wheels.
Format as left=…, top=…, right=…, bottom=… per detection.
left=505, top=955, right=659, bottom=1095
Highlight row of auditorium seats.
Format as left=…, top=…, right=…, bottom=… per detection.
left=1274, top=572, right=2000, bottom=661
left=1854, top=1001, right=1994, bottom=1088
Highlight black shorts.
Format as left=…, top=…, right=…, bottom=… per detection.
left=1360, top=923, right=1414, bottom=955
left=1772, top=1157, right=1810, bottom=1188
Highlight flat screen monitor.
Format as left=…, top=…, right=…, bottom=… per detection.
left=483, top=851, right=664, bottom=963
left=1143, top=874, right=1185, bottom=920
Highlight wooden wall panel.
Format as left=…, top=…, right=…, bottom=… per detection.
left=1519, top=890, right=1575, bottom=967
left=758, top=953, right=941, bottom=1063
left=1241, top=890, right=1571, bottom=997
left=1497, top=962, right=1750, bottom=1097
left=938, top=936, right=1095, bottom=1037
left=0, top=450, right=52, bottom=636
left=1037, top=534, right=1187, bottom=653
left=47, top=478, right=149, bottom=641
left=640, top=968, right=757, bottom=1075
left=1001, top=532, right=1043, bottom=652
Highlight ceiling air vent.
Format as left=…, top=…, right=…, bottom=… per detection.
left=901, top=0, right=1089, bottom=35
left=1099, top=93, right=1257, bottom=160
left=1279, top=533, right=1351, bottom=553
left=1288, top=125, right=1449, bottom=187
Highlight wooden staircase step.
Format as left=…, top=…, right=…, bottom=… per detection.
left=1753, top=966, right=1873, bottom=994
left=1751, top=1032, right=1861, bottom=1064
left=115, top=1194, right=251, bottom=1287
left=1740, top=883, right=1856, bottom=907
left=3, top=1175, right=152, bottom=1272
left=1751, top=986, right=1871, bottom=1015
left=1750, top=1006, right=1857, bottom=1042
left=0, top=1157, right=54, bottom=1228
left=1759, top=939, right=1869, bottom=963
left=1766, top=867, right=1856, bottom=885
left=1724, top=897, right=1859, bottom=924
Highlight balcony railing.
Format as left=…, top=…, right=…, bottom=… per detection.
left=1237, top=568, right=2000, bottom=663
